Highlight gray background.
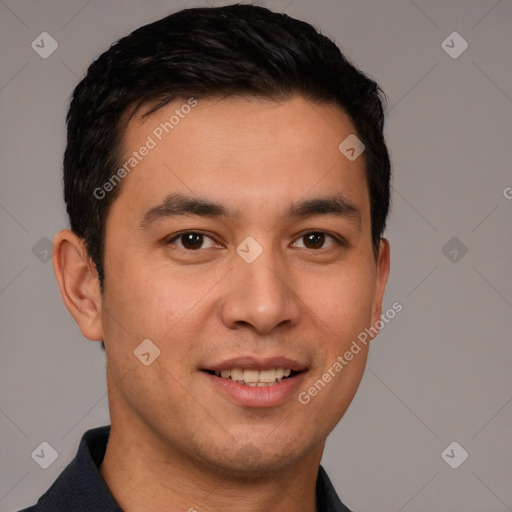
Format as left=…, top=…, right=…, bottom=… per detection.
left=1, top=0, right=511, bottom=511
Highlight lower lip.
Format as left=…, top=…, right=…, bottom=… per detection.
left=202, top=371, right=307, bottom=408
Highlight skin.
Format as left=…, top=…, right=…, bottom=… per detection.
left=53, top=95, right=390, bottom=512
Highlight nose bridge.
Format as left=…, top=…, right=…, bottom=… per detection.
left=220, top=237, right=300, bottom=334
left=244, top=253, right=286, bottom=307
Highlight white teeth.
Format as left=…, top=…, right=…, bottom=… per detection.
left=213, top=367, right=295, bottom=385
left=258, top=369, right=276, bottom=382
left=243, top=369, right=259, bottom=383
left=231, top=368, right=244, bottom=380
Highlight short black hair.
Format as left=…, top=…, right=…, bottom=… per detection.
left=64, top=3, right=391, bottom=290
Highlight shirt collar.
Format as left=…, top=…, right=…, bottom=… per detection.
left=34, top=425, right=351, bottom=512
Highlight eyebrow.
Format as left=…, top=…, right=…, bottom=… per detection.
left=139, top=192, right=361, bottom=230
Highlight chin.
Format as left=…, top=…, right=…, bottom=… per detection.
left=199, top=433, right=314, bottom=478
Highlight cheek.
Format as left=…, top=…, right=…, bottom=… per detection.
left=309, top=265, right=375, bottom=408
left=103, top=254, right=175, bottom=329
left=102, top=255, right=221, bottom=356
left=305, top=265, right=376, bottom=344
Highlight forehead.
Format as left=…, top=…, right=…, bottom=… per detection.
left=110, top=95, right=369, bottom=226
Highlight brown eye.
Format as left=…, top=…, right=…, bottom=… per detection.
left=180, top=232, right=204, bottom=250
left=166, top=232, right=218, bottom=250
left=292, top=232, right=337, bottom=250
left=303, top=232, right=325, bottom=249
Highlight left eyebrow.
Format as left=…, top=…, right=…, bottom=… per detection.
left=285, top=195, right=361, bottom=230
left=138, top=192, right=361, bottom=230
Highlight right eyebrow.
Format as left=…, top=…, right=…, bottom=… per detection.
left=139, top=193, right=229, bottom=229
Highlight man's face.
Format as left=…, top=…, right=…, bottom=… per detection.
left=100, top=95, right=389, bottom=474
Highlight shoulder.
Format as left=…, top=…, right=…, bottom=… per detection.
left=15, top=426, right=117, bottom=512
left=317, top=465, right=354, bottom=512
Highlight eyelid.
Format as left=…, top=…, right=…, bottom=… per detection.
left=165, top=230, right=221, bottom=249
left=291, top=231, right=343, bottom=249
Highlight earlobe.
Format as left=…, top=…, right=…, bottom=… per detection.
left=52, top=229, right=104, bottom=341
left=370, top=238, right=391, bottom=329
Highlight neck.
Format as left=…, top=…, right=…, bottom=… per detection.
left=99, top=419, right=321, bottom=512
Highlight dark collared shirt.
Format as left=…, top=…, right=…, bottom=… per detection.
left=19, top=426, right=352, bottom=512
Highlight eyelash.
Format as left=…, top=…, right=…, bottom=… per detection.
left=165, top=231, right=344, bottom=251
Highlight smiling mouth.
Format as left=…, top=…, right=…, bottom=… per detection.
left=202, top=368, right=303, bottom=387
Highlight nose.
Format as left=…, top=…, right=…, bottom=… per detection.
left=219, top=247, right=301, bottom=335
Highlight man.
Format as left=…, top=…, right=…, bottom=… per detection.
left=21, top=4, right=390, bottom=511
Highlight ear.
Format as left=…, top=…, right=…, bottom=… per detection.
left=370, top=238, right=390, bottom=329
left=52, top=229, right=104, bottom=341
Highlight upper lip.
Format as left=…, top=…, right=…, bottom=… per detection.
left=202, top=356, right=308, bottom=372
